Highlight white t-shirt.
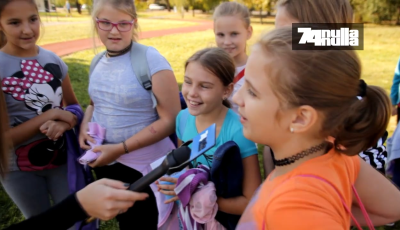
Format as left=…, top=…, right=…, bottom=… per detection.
left=229, top=64, right=246, bottom=115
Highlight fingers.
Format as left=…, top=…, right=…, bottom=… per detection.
left=158, top=189, right=176, bottom=196
left=79, top=137, right=92, bottom=150
left=111, top=190, right=149, bottom=202
left=100, top=178, right=130, bottom=190
left=164, top=196, right=179, bottom=204
left=159, top=177, right=178, bottom=183
left=87, top=135, right=96, bottom=144
left=39, top=121, right=50, bottom=133
left=157, top=184, right=176, bottom=192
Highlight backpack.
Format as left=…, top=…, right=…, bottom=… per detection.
left=89, top=42, right=187, bottom=147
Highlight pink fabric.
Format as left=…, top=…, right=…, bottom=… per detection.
left=78, top=122, right=106, bottom=165
left=120, top=138, right=177, bottom=229
left=190, top=182, right=226, bottom=230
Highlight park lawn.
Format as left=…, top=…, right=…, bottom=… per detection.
left=37, top=17, right=198, bottom=45
left=1, top=23, right=400, bottom=229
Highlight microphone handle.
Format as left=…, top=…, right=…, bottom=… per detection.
left=128, top=163, right=168, bottom=192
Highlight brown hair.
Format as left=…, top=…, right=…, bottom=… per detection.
left=257, top=27, right=390, bottom=155
left=0, top=91, right=10, bottom=178
left=92, top=0, right=139, bottom=46
left=185, top=48, right=235, bottom=108
left=213, top=1, right=251, bottom=28
left=0, top=0, right=39, bottom=49
left=277, top=0, right=353, bottom=23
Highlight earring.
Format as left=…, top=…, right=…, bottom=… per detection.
left=290, top=127, right=294, bottom=133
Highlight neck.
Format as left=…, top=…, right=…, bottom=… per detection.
left=196, top=105, right=228, bottom=130
left=233, top=52, right=248, bottom=67
left=270, top=137, right=328, bottom=179
left=107, top=42, right=132, bottom=58
left=1, top=44, right=38, bottom=57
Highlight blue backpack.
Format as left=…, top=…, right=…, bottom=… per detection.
left=89, top=42, right=187, bottom=147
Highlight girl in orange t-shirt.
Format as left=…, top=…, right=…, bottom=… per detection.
left=231, top=26, right=400, bottom=229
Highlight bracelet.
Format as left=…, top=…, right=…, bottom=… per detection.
left=122, top=141, right=129, bottom=154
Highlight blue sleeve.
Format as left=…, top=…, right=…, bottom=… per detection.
left=232, top=128, right=258, bottom=159
left=390, top=56, right=400, bottom=105
left=175, top=111, right=182, bottom=140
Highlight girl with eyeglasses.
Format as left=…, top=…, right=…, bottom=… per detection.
left=79, top=0, right=181, bottom=229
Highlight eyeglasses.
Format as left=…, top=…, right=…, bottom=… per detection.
left=96, top=18, right=135, bottom=32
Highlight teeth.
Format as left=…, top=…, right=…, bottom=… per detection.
left=189, top=101, right=200, bottom=105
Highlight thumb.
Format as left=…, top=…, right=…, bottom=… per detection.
left=91, top=146, right=101, bottom=153
left=100, top=178, right=130, bottom=190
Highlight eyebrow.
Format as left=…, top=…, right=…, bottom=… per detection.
left=245, top=78, right=259, bottom=93
left=7, top=14, right=38, bottom=22
left=184, top=76, right=214, bottom=85
left=98, top=18, right=133, bottom=22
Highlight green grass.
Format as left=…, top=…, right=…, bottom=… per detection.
left=1, top=23, right=400, bottom=229
left=37, top=18, right=197, bottom=45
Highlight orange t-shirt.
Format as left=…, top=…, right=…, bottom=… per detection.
left=237, top=149, right=361, bottom=230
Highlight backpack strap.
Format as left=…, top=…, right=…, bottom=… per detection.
left=89, top=51, right=106, bottom=77
left=130, top=42, right=157, bottom=108
left=179, top=109, right=190, bottom=139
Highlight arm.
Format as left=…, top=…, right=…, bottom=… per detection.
left=390, top=57, right=400, bottom=106
left=125, top=70, right=180, bottom=151
left=89, top=70, right=181, bottom=167
left=4, top=179, right=148, bottom=230
left=7, top=109, right=76, bottom=146
left=351, top=158, right=400, bottom=226
left=217, top=154, right=262, bottom=215
left=61, top=74, right=79, bottom=106
left=79, top=101, right=95, bottom=149
left=8, top=74, right=78, bottom=146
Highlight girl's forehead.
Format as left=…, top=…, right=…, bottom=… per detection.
left=96, top=5, right=133, bottom=20
left=1, top=1, right=38, bottom=17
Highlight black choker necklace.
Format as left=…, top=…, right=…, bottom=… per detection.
left=107, top=42, right=132, bottom=57
left=273, top=142, right=327, bottom=166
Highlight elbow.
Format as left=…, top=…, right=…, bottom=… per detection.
left=159, top=115, right=176, bottom=136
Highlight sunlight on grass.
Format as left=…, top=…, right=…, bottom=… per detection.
left=38, top=18, right=197, bottom=45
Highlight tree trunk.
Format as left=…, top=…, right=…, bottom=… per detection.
left=76, top=0, right=81, bottom=14
left=165, top=0, right=171, bottom=12
left=397, top=6, right=400, bottom=25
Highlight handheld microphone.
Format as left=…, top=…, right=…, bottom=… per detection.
left=128, top=145, right=191, bottom=192
left=85, top=142, right=192, bottom=224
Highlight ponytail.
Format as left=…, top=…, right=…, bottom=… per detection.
left=334, top=85, right=391, bottom=155
left=223, top=99, right=231, bottom=108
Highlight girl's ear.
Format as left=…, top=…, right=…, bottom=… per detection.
left=223, top=83, right=234, bottom=100
left=247, top=25, right=253, bottom=40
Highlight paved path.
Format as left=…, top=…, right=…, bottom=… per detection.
left=41, top=20, right=213, bottom=57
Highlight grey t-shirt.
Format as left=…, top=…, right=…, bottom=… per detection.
left=0, top=47, right=68, bottom=171
left=89, top=46, right=172, bottom=144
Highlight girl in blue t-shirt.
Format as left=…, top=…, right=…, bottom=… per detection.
left=157, top=47, right=261, bottom=215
